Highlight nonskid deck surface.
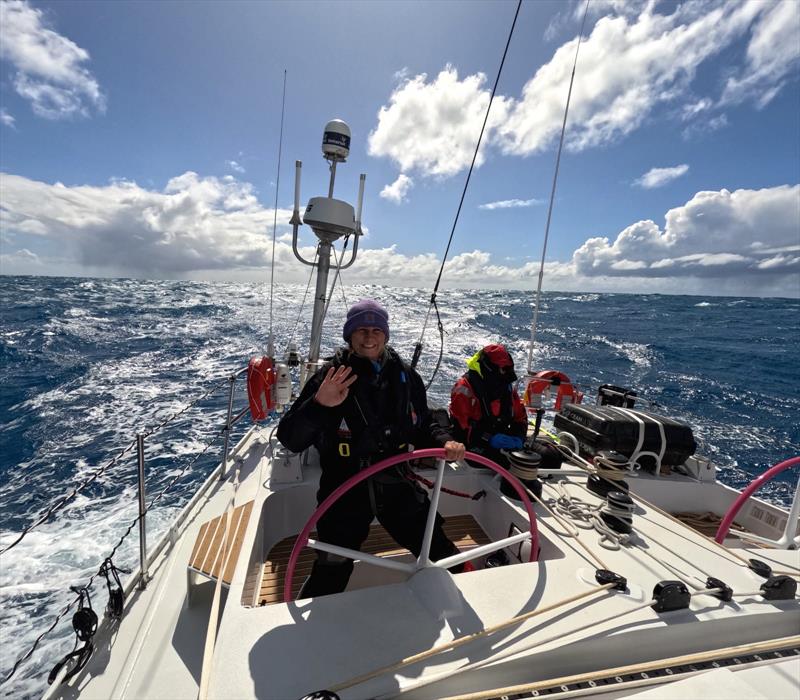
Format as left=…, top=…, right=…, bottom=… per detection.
left=256, top=514, right=491, bottom=605
left=405, top=641, right=800, bottom=700
left=207, top=452, right=800, bottom=700
left=42, top=424, right=799, bottom=700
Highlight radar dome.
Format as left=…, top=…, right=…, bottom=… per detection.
left=322, top=120, right=351, bottom=162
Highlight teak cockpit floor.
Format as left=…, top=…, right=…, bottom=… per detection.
left=254, top=514, right=490, bottom=606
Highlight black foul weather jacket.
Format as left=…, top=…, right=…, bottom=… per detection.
left=276, top=346, right=455, bottom=497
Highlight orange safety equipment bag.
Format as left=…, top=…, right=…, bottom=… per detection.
left=247, top=356, right=275, bottom=421
left=524, top=370, right=582, bottom=411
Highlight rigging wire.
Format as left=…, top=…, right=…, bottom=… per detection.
left=526, top=0, right=591, bottom=375
left=267, top=69, right=288, bottom=357
left=298, top=238, right=351, bottom=362
left=410, top=0, right=522, bottom=384
left=0, top=376, right=230, bottom=555
left=1, top=432, right=222, bottom=685
left=286, top=244, right=320, bottom=350
left=322, top=236, right=350, bottom=323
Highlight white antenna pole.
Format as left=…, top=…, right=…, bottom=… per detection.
left=268, top=69, right=288, bottom=358
left=527, top=0, right=591, bottom=376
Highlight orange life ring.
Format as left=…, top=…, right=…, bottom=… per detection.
left=247, top=356, right=275, bottom=421
left=524, top=370, right=581, bottom=411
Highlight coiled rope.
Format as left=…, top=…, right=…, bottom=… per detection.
left=555, top=441, right=800, bottom=577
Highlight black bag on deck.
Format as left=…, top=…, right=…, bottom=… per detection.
left=553, top=404, right=696, bottom=470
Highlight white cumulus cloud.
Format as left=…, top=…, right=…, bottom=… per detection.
left=371, top=3, right=790, bottom=183
left=0, top=108, right=15, bottom=127
left=498, top=3, right=760, bottom=156
left=572, top=185, right=800, bottom=284
left=634, top=164, right=690, bottom=189
left=2, top=174, right=797, bottom=297
left=0, top=172, right=295, bottom=275
left=0, top=247, right=40, bottom=273
left=479, top=198, right=542, bottom=210
left=0, top=0, right=105, bottom=119
left=226, top=160, right=245, bottom=174
left=379, top=174, right=413, bottom=204
left=367, top=66, right=510, bottom=178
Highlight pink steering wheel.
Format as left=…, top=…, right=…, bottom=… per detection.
left=283, top=448, right=539, bottom=602
left=715, top=456, right=800, bottom=547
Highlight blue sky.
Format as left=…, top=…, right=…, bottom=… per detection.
left=1, top=0, right=798, bottom=296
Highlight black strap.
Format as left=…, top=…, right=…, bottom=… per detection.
left=47, top=642, right=93, bottom=685
left=48, top=587, right=97, bottom=685
left=99, top=557, right=129, bottom=619
left=467, top=372, right=515, bottom=437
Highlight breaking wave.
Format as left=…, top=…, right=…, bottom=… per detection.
left=1, top=276, right=798, bottom=698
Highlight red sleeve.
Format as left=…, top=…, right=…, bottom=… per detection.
left=450, top=378, right=477, bottom=438
left=512, top=389, right=528, bottom=433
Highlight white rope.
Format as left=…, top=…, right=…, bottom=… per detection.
left=385, top=595, right=658, bottom=699
left=508, top=463, right=539, bottom=481
left=551, top=480, right=600, bottom=530
left=535, top=482, right=608, bottom=569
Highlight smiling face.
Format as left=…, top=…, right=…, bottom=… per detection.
left=349, top=326, right=386, bottom=361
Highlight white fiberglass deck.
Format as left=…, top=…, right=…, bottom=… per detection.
left=44, top=427, right=800, bottom=700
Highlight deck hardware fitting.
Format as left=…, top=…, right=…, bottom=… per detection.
left=651, top=580, right=691, bottom=612
left=748, top=558, right=773, bottom=578
left=705, top=576, right=733, bottom=602
left=760, top=575, right=797, bottom=600
left=595, top=569, right=628, bottom=592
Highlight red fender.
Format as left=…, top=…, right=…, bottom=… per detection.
left=247, top=356, right=275, bottom=421
left=524, top=370, right=582, bottom=411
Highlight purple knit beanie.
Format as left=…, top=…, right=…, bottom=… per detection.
left=343, top=299, right=390, bottom=342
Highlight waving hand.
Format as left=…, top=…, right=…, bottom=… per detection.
left=314, top=366, right=357, bottom=407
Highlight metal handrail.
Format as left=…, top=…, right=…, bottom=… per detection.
left=135, top=365, right=249, bottom=586
left=4, top=366, right=255, bottom=686
left=1, top=371, right=242, bottom=557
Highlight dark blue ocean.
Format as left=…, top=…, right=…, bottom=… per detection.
left=1, top=275, right=799, bottom=698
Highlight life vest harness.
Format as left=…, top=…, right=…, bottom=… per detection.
left=332, top=348, right=418, bottom=461
left=457, top=359, right=521, bottom=442
left=524, top=370, right=582, bottom=411
left=247, top=356, right=275, bottom=421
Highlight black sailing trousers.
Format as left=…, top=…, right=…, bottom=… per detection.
left=298, top=478, right=459, bottom=599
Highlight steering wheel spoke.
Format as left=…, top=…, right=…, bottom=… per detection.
left=283, top=448, right=540, bottom=602
left=307, top=538, right=416, bottom=574
left=416, top=458, right=447, bottom=567
left=433, top=530, right=533, bottom=570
